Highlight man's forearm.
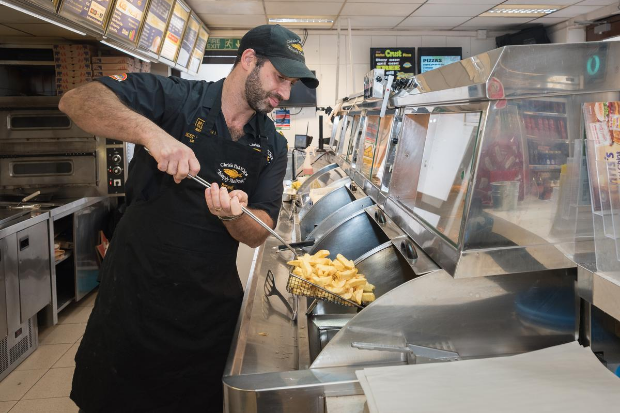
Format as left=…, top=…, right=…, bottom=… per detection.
left=223, top=209, right=273, bottom=248
left=58, top=82, right=159, bottom=148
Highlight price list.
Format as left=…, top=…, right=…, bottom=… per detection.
left=176, top=15, right=199, bottom=67
left=138, top=0, right=173, bottom=54
left=60, top=0, right=113, bottom=29
left=106, top=0, right=149, bottom=44
left=159, top=1, right=189, bottom=62
left=188, top=26, right=208, bottom=73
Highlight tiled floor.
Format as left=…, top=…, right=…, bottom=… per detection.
left=0, top=289, right=97, bottom=413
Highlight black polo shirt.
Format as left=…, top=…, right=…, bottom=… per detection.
left=96, top=73, right=288, bottom=224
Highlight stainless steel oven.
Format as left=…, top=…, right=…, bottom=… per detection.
left=0, top=99, right=130, bottom=198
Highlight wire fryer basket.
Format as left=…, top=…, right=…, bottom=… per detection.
left=286, top=273, right=364, bottom=309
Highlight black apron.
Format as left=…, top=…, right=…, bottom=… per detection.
left=72, top=79, right=269, bottom=412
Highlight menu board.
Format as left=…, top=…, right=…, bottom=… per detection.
left=188, top=25, right=209, bottom=73
left=583, top=102, right=620, bottom=214
left=159, top=0, right=189, bottom=62
left=59, top=0, right=114, bottom=31
left=370, top=48, right=415, bottom=80
left=106, top=0, right=150, bottom=45
left=138, top=0, right=174, bottom=55
left=175, top=13, right=199, bottom=68
left=31, top=0, right=61, bottom=12
left=418, top=47, right=462, bottom=74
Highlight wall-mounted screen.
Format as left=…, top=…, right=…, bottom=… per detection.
left=159, top=0, right=189, bottom=62
left=417, top=47, right=462, bottom=74
left=58, top=0, right=115, bottom=32
left=175, top=13, right=200, bottom=68
left=105, top=0, right=150, bottom=46
left=188, top=25, right=209, bottom=73
left=370, top=47, right=415, bottom=79
left=278, top=71, right=317, bottom=108
left=138, top=0, right=174, bottom=55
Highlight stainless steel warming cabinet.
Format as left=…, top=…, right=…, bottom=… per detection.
left=222, top=42, right=620, bottom=412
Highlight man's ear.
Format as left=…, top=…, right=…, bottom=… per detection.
left=240, top=49, right=258, bottom=72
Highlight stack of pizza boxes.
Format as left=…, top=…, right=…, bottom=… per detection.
left=91, top=56, right=151, bottom=78
left=54, top=44, right=96, bottom=96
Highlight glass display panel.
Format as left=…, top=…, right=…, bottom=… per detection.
left=176, top=14, right=200, bottom=67
left=370, top=115, right=394, bottom=186
left=362, top=115, right=380, bottom=178
left=138, top=0, right=174, bottom=54
left=345, top=116, right=360, bottom=162
left=59, top=0, right=115, bottom=32
left=413, top=112, right=481, bottom=245
left=105, top=0, right=149, bottom=45
left=337, top=117, right=352, bottom=156
left=159, top=1, right=189, bottom=62
left=188, top=26, right=209, bottom=73
left=330, top=116, right=342, bottom=148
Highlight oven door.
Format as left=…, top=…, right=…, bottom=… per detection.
left=0, top=110, right=90, bottom=140
left=0, top=156, right=97, bottom=188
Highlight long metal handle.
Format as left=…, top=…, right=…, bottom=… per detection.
left=188, top=173, right=299, bottom=258
left=144, top=147, right=299, bottom=258
left=351, top=342, right=460, bottom=361
left=21, top=190, right=40, bottom=203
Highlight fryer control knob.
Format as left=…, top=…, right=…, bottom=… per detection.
left=112, top=154, right=122, bottom=164
left=112, top=166, right=123, bottom=176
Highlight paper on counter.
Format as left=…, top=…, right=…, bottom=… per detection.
left=356, top=342, right=620, bottom=413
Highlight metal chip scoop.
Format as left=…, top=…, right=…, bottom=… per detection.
left=144, top=147, right=299, bottom=258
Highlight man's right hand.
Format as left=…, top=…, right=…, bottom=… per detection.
left=146, top=134, right=200, bottom=183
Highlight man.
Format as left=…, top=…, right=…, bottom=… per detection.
left=59, top=24, right=318, bottom=412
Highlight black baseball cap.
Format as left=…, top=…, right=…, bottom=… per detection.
left=238, top=24, right=319, bottom=89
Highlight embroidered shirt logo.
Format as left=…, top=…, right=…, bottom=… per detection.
left=287, top=40, right=304, bottom=56
left=223, top=168, right=243, bottom=179
left=249, top=142, right=273, bottom=164
left=109, top=73, right=127, bottom=82
left=195, top=118, right=205, bottom=133
left=217, top=162, right=248, bottom=185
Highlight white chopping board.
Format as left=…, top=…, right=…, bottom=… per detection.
left=356, top=342, right=620, bottom=413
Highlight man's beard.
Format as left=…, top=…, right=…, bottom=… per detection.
left=245, top=66, right=283, bottom=114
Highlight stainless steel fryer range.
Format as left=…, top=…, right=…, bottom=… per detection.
left=222, top=42, right=620, bottom=413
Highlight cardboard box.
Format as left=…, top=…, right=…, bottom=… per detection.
left=55, top=63, right=92, bottom=71
left=56, top=78, right=92, bottom=89
left=91, top=56, right=136, bottom=65
left=54, top=56, right=92, bottom=64
left=56, top=70, right=93, bottom=77
left=53, top=44, right=97, bottom=53
left=92, top=63, right=135, bottom=71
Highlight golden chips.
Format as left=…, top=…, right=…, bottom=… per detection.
left=288, top=250, right=376, bottom=305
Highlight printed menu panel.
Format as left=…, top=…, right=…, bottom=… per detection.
left=188, top=25, right=208, bottom=73
left=138, top=0, right=174, bottom=54
left=159, top=1, right=189, bottom=62
left=106, top=0, right=150, bottom=45
left=59, top=0, right=114, bottom=31
left=175, top=13, right=199, bottom=68
left=583, top=102, right=620, bottom=214
left=370, top=48, right=415, bottom=79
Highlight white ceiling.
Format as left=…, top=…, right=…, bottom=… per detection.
left=189, top=0, right=619, bottom=30
left=0, top=0, right=617, bottom=38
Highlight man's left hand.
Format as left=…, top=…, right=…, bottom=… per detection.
left=205, top=183, right=249, bottom=217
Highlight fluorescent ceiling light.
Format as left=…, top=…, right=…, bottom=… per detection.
left=479, top=5, right=563, bottom=18
left=100, top=40, right=151, bottom=62
left=269, top=18, right=334, bottom=24
left=0, top=0, right=86, bottom=35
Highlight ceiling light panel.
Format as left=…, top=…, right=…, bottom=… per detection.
left=480, top=5, right=565, bottom=18
left=413, top=3, right=498, bottom=17
left=265, top=2, right=343, bottom=15
left=340, top=2, right=422, bottom=17
left=268, top=16, right=334, bottom=27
